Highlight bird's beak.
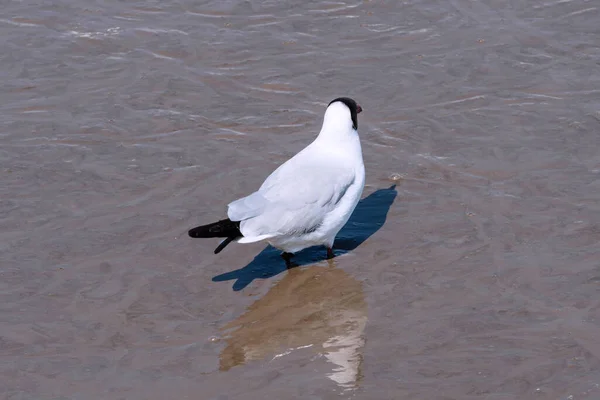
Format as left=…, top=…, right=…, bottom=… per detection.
left=357, top=104, right=363, bottom=114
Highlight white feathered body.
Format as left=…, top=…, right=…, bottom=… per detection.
left=226, top=102, right=365, bottom=253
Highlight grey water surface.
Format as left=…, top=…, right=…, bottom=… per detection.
left=2, top=0, right=600, bottom=399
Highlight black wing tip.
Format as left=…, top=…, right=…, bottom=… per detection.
left=188, top=227, right=203, bottom=238
left=188, top=219, right=241, bottom=239
left=214, top=236, right=237, bottom=254
left=188, top=220, right=241, bottom=254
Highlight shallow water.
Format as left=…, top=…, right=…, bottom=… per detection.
left=2, top=0, right=600, bottom=399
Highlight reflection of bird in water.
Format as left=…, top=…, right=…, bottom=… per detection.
left=219, top=261, right=367, bottom=390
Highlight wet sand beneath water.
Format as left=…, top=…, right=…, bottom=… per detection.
left=1, top=0, right=600, bottom=399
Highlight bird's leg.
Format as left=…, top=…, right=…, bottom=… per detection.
left=326, top=247, right=335, bottom=259
left=281, top=252, right=294, bottom=268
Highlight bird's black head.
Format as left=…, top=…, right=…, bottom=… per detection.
left=328, top=97, right=363, bottom=130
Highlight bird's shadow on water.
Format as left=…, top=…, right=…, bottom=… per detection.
left=212, top=185, right=398, bottom=291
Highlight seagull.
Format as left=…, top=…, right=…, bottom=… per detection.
left=188, top=97, right=365, bottom=264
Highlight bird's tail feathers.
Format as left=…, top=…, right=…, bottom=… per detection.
left=237, top=233, right=277, bottom=244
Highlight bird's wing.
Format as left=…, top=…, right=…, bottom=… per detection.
left=227, top=191, right=268, bottom=221
left=228, top=155, right=355, bottom=239
left=227, top=147, right=311, bottom=222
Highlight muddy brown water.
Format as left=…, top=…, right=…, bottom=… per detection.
left=2, top=0, right=600, bottom=399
